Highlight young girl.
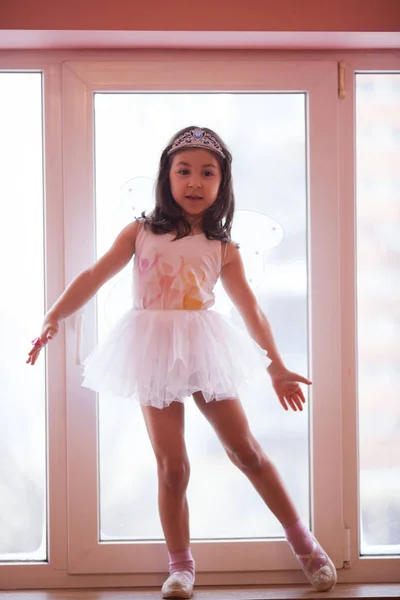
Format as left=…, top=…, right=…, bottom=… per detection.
left=27, top=126, right=337, bottom=597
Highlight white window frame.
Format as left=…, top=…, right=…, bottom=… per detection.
left=62, top=55, right=344, bottom=580
left=336, top=51, right=400, bottom=585
left=0, top=49, right=398, bottom=589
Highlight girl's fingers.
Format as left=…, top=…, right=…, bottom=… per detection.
left=287, top=396, right=298, bottom=412
left=279, top=393, right=306, bottom=412
left=27, top=333, right=51, bottom=365
left=292, top=394, right=304, bottom=411
left=27, top=349, right=39, bottom=364
left=279, top=396, right=288, bottom=411
left=298, top=390, right=307, bottom=404
left=292, top=372, right=312, bottom=385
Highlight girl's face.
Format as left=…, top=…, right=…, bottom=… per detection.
left=169, top=149, right=222, bottom=219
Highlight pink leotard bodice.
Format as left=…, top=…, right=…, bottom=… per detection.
left=133, top=224, right=225, bottom=311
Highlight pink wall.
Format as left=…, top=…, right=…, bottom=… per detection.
left=2, top=0, right=400, bottom=32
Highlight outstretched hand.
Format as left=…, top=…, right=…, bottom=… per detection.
left=268, top=365, right=312, bottom=412
left=26, top=320, right=59, bottom=366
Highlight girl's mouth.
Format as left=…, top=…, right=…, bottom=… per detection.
left=186, top=195, right=203, bottom=200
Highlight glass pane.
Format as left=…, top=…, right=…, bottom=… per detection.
left=356, top=73, right=400, bottom=556
left=0, top=73, right=47, bottom=560
left=93, top=93, right=309, bottom=541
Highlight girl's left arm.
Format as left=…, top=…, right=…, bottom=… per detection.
left=220, top=243, right=284, bottom=371
left=221, top=243, right=311, bottom=411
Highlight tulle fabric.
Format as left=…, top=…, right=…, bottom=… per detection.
left=82, top=309, right=271, bottom=409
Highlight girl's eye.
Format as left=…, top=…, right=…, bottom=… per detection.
left=176, top=169, right=214, bottom=177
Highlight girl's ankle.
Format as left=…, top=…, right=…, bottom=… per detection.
left=168, top=547, right=195, bottom=578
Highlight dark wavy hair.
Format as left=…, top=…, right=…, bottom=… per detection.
left=142, top=126, right=235, bottom=241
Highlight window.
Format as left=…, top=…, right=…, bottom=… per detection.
left=0, top=72, right=47, bottom=561
left=94, top=92, right=309, bottom=541
left=356, top=72, right=400, bottom=556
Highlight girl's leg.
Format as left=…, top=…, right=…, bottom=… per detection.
left=141, top=402, right=190, bottom=552
left=192, top=392, right=336, bottom=592
left=193, top=392, right=298, bottom=525
left=141, top=402, right=195, bottom=599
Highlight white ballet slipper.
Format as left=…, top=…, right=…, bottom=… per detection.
left=161, top=570, right=194, bottom=599
left=291, top=537, right=337, bottom=592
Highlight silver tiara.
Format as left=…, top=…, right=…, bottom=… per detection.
left=167, top=128, right=225, bottom=158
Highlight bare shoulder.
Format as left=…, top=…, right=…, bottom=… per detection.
left=108, top=217, right=143, bottom=260
left=220, top=240, right=257, bottom=310
left=116, top=218, right=142, bottom=247
left=222, top=240, right=242, bottom=269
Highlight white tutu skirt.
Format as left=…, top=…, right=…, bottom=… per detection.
left=82, top=309, right=271, bottom=409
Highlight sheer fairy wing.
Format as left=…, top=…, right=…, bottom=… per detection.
left=102, top=176, right=155, bottom=327
left=108, top=175, right=155, bottom=237
left=214, top=209, right=284, bottom=316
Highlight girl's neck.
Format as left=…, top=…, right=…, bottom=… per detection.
left=185, top=215, right=203, bottom=236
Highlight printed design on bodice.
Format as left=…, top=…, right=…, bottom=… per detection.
left=181, top=263, right=207, bottom=310
left=135, top=244, right=212, bottom=310
left=152, top=252, right=185, bottom=308
left=136, top=245, right=162, bottom=308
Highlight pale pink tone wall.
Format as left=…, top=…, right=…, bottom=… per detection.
left=2, top=0, right=400, bottom=32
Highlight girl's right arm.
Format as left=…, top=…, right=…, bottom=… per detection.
left=27, top=219, right=140, bottom=365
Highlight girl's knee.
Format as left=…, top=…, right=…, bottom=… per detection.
left=227, top=438, right=264, bottom=472
left=157, top=456, right=190, bottom=491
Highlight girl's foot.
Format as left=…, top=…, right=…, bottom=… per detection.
left=290, top=534, right=337, bottom=592
left=161, top=570, right=194, bottom=599
left=284, top=519, right=337, bottom=592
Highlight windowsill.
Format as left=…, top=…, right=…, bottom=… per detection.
left=1, top=583, right=399, bottom=599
